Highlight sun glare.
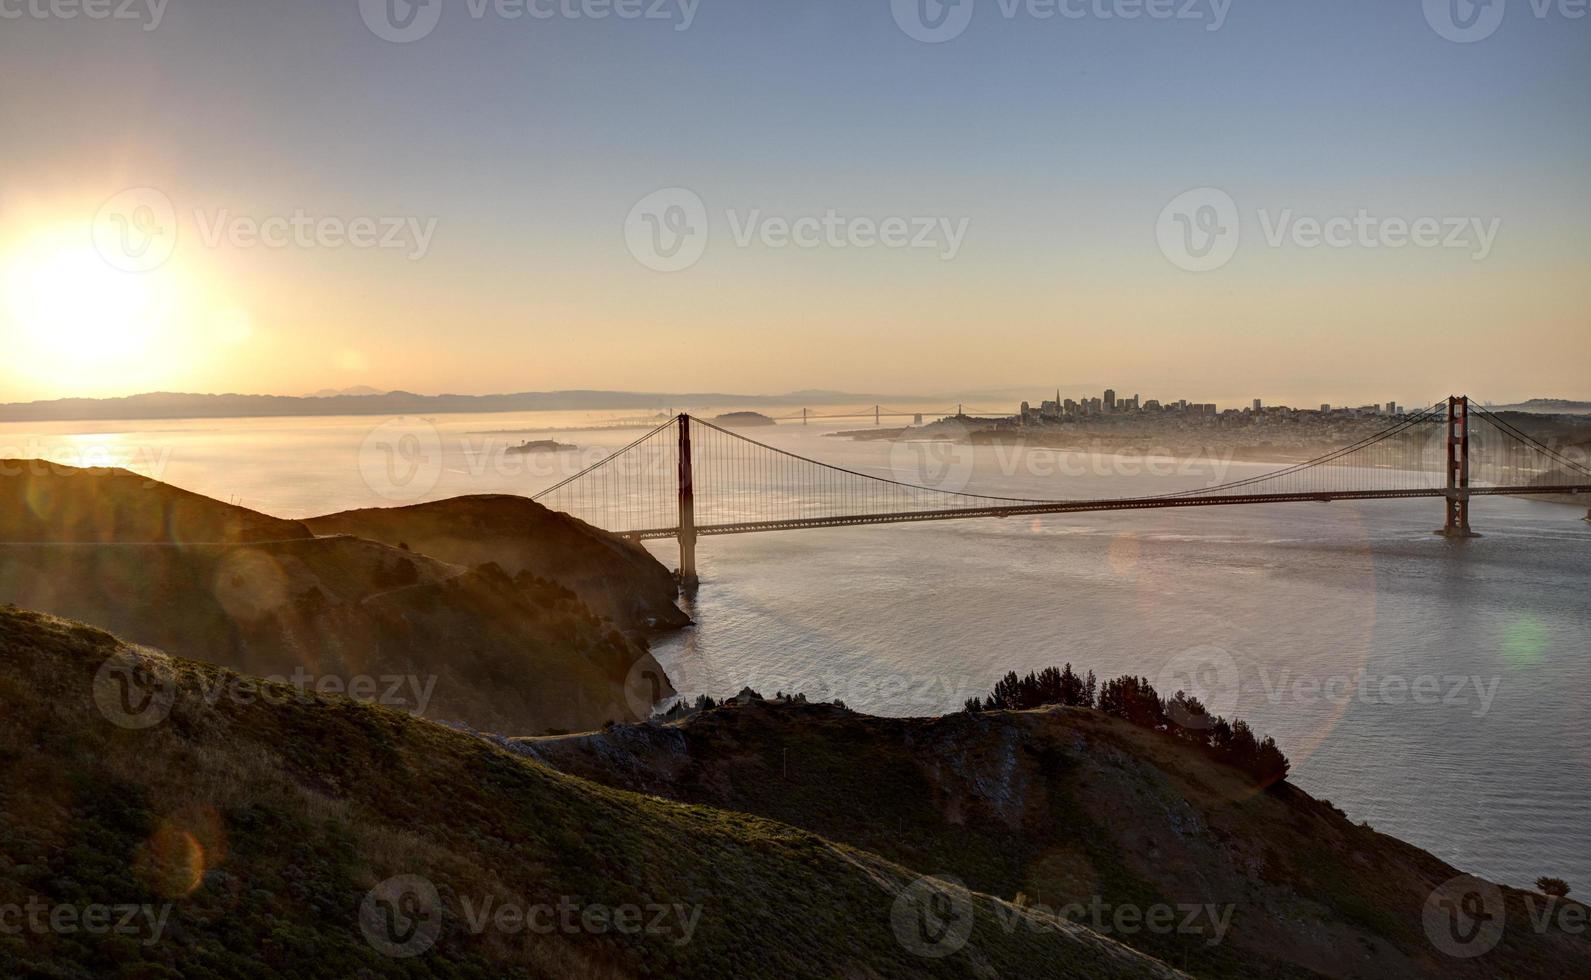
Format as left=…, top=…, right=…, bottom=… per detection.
left=2, top=227, right=189, bottom=387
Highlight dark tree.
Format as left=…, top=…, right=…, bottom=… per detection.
left=1098, top=675, right=1166, bottom=730
left=1034, top=666, right=1064, bottom=705
left=1251, top=736, right=1291, bottom=785
left=987, top=671, right=1024, bottom=710
left=1164, top=690, right=1213, bottom=746
left=1221, top=719, right=1260, bottom=773
left=1058, top=664, right=1093, bottom=707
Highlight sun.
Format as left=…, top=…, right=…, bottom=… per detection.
left=4, top=231, right=166, bottom=357
left=2, top=226, right=193, bottom=389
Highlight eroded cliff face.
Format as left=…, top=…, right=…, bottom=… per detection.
left=517, top=699, right=1591, bottom=980
left=0, top=464, right=674, bottom=734
left=305, top=494, right=689, bottom=633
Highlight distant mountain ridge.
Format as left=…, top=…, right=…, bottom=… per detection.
left=1490, top=398, right=1591, bottom=414
left=0, top=388, right=938, bottom=423
left=303, top=385, right=390, bottom=398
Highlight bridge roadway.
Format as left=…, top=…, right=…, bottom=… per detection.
left=622, top=484, right=1591, bottom=541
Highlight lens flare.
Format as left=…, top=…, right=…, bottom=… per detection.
left=1501, top=617, right=1548, bottom=667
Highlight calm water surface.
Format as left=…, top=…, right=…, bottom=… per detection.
left=5, top=411, right=1587, bottom=890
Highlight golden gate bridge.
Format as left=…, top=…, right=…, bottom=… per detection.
left=532, top=397, right=1591, bottom=585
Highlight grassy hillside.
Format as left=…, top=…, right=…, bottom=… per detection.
left=0, top=460, right=307, bottom=544
left=518, top=698, right=1591, bottom=979
left=0, top=607, right=1182, bottom=979
left=0, top=463, right=671, bottom=734
left=305, top=496, right=689, bottom=633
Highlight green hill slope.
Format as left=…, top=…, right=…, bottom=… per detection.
left=0, top=607, right=1183, bottom=979
left=0, top=463, right=672, bottom=734
left=518, top=698, right=1591, bottom=979
left=305, top=495, right=689, bottom=633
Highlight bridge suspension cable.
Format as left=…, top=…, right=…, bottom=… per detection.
left=1146, top=402, right=1450, bottom=500
left=529, top=398, right=1591, bottom=556
left=1465, top=402, right=1591, bottom=487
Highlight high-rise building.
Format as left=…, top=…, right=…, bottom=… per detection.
left=1253, top=398, right=1263, bottom=413
left=1386, top=401, right=1396, bottom=416
left=1104, top=389, right=1116, bottom=412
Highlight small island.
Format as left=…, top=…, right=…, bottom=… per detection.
left=506, top=438, right=577, bottom=454
left=710, top=411, right=777, bottom=428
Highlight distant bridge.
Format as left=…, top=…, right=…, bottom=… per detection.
left=532, top=397, right=1591, bottom=584
left=766, top=406, right=1004, bottom=425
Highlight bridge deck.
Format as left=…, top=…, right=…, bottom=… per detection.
left=625, top=485, right=1591, bottom=540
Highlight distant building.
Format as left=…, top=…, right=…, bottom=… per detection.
left=1104, top=389, right=1116, bottom=413
left=1321, top=403, right=1331, bottom=413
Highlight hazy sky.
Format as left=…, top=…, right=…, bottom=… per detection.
left=1, top=0, right=1587, bottom=407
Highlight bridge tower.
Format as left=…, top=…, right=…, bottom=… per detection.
left=1438, top=395, right=1478, bottom=538
left=677, top=413, right=699, bottom=588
